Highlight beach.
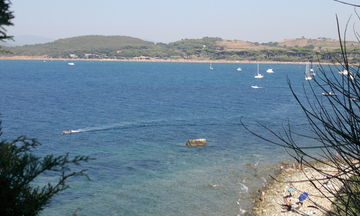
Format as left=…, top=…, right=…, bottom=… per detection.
left=0, top=55, right=330, bottom=65
left=253, top=162, right=341, bottom=216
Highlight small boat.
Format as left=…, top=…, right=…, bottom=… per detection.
left=62, top=129, right=80, bottom=134
left=339, top=69, right=354, bottom=80
left=236, top=67, right=242, bottom=72
left=305, top=63, right=313, bottom=80
left=322, top=92, right=336, bottom=96
left=310, top=61, right=316, bottom=76
left=339, top=69, right=348, bottom=75
left=254, top=64, right=264, bottom=79
left=266, top=68, right=274, bottom=73
left=251, top=85, right=262, bottom=89
left=209, top=63, right=214, bottom=70
left=68, top=62, right=75, bottom=66
left=62, top=130, right=73, bottom=134
left=309, top=68, right=315, bottom=76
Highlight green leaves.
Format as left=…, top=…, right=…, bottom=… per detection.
left=0, top=121, right=91, bottom=216
left=0, top=0, right=14, bottom=41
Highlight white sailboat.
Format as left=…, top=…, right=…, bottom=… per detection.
left=209, top=62, right=214, bottom=70
left=252, top=64, right=263, bottom=88
left=309, top=61, right=316, bottom=76
left=305, top=63, right=313, bottom=80
left=254, top=64, right=264, bottom=79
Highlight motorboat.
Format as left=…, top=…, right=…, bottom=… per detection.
left=339, top=69, right=348, bottom=75
left=62, top=129, right=80, bottom=134
left=251, top=85, right=262, bottom=89
left=266, top=68, right=274, bottom=73
left=339, top=69, right=354, bottom=80
left=322, top=92, right=336, bottom=96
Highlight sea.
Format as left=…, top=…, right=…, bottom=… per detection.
left=0, top=60, right=314, bottom=216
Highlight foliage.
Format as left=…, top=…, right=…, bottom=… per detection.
left=0, top=0, right=13, bottom=53
left=0, top=121, right=91, bottom=216
left=0, top=0, right=13, bottom=41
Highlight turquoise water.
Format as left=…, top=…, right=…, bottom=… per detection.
left=0, top=60, right=310, bottom=215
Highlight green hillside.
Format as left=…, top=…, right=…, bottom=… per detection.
left=7, top=35, right=155, bottom=58
left=1, top=35, right=359, bottom=62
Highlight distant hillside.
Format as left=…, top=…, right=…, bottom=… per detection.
left=6, top=35, right=155, bottom=58
left=217, top=37, right=354, bottom=51
left=1, top=35, right=359, bottom=62
left=277, top=37, right=356, bottom=50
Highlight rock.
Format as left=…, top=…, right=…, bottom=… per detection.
left=185, top=138, right=207, bottom=146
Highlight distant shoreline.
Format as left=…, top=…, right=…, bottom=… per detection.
left=0, top=56, right=329, bottom=65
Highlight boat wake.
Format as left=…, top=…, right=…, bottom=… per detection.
left=61, top=119, right=225, bottom=135
left=61, top=116, right=307, bottom=135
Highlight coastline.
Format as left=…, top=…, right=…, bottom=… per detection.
left=253, top=162, right=340, bottom=216
left=0, top=56, right=327, bottom=65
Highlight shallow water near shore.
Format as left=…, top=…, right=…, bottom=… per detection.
left=0, top=60, right=314, bottom=215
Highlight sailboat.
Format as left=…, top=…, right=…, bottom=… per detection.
left=209, top=62, right=214, bottom=70
left=309, top=61, right=316, bottom=76
left=252, top=64, right=263, bottom=88
left=254, top=63, right=264, bottom=79
left=305, top=63, right=313, bottom=80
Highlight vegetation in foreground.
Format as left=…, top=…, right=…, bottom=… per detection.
left=0, top=122, right=91, bottom=216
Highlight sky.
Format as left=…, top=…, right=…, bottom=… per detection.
left=6, top=0, right=360, bottom=43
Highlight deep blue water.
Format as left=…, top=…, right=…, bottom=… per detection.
left=0, top=60, right=312, bottom=215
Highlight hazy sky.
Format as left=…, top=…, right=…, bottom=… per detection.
left=7, top=0, right=360, bottom=43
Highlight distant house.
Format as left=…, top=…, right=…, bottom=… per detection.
left=69, top=53, right=78, bottom=58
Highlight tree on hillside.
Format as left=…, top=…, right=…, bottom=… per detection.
left=0, top=2, right=92, bottom=215
left=245, top=1, right=360, bottom=215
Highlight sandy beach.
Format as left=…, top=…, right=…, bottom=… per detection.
left=253, top=162, right=341, bottom=216
left=0, top=55, right=329, bottom=65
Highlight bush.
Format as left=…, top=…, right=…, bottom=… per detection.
left=0, top=121, right=91, bottom=216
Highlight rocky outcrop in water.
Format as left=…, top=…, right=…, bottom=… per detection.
left=185, top=139, right=207, bottom=146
